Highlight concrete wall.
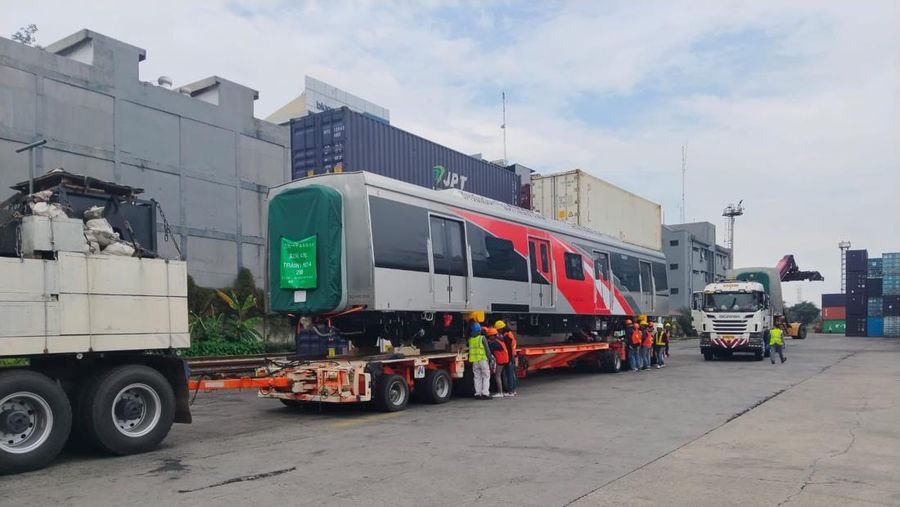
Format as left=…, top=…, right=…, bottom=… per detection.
left=0, top=30, right=289, bottom=288
left=663, top=222, right=732, bottom=312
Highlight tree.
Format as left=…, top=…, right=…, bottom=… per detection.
left=785, top=302, right=820, bottom=325
left=11, top=24, right=38, bottom=47
left=675, top=306, right=695, bottom=337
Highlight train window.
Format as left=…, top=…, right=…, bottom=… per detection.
left=593, top=252, right=610, bottom=281
left=467, top=227, right=528, bottom=281
left=430, top=216, right=467, bottom=277
left=370, top=196, right=429, bottom=272
left=652, top=261, right=669, bottom=296
left=564, top=253, right=584, bottom=280
left=540, top=244, right=549, bottom=272
left=611, top=254, right=640, bottom=292
left=640, top=261, right=653, bottom=295
left=529, top=242, right=549, bottom=285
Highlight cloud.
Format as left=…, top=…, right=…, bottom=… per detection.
left=2, top=0, right=896, bottom=305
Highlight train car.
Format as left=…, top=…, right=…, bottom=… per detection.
left=267, top=171, right=668, bottom=346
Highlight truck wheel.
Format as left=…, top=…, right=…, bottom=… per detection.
left=603, top=350, right=621, bottom=373
left=415, top=369, right=452, bottom=404
left=80, top=365, right=175, bottom=455
left=702, top=351, right=714, bottom=361
left=0, top=370, right=72, bottom=475
left=795, top=327, right=807, bottom=340
left=754, top=350, right=763, bottom=361
left=373, top=374, right=409, bottom=412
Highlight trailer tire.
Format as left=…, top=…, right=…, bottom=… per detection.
left=415, top=369, right=452, bottom=404
left=0, top=370, right=72, bottom=475
left=80, top=365, right=175, bottom=455
left=373, top=374, right=409, bottom=412
left=602, top=350, right=621, bottom=373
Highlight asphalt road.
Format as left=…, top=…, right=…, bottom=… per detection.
left=3, top=334, right=898, bottom=506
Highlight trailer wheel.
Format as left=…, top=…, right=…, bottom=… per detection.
left=415, top=369, right=452, bottom=404
left=0, top=370, right=72, bottom=475
left=373, top=374, right=409, bottom=412
left=452, top=364, right=475, bottom=398
left=80, top=365, right=175, bottom=455
left=604, top=350, right=622, bottom=373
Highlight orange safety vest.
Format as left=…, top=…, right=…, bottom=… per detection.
left=630, top=330, right=642, bottom=346
left=642, top=330, right=653, bottom=348
left=502, top=331, right=518, bottom=357
left=490, top=338, right=510, bottom=365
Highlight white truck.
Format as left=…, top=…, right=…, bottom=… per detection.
left=693, top=268, right=783, bottom=361
left=0, top=173, right=190, bottom=475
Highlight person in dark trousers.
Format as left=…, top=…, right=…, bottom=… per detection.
left=486, top=328, right=509, bottom=397
left=495, top=320, right=518, bottom=396
left=653, top=323, right=670, bottom=368
left=628, top=321, right=643, bottom=371
left=640, top=322, right=653, bottom=370
left=769, top=324, right=786, bottom=364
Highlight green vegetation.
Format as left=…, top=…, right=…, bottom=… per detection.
left=675, top=307, right=695, bottom=337
left=785, top=301, right=820, bottom=325
left=0, top=358, right=29, bottom=367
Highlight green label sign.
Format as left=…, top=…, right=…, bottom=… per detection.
left=281, top=236, right=317, bottom=289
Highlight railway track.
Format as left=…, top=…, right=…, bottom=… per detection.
left=187, top=353, right=293, bottom=376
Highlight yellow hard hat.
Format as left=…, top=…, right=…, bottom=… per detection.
left=464, top=310, right=486, bottom=323
left=494, top=320, right=507, bottom=330
left=665, top=322, right=671, bottom=328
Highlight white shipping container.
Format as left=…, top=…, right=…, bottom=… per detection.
left=530, top=169, right=662, bottom=251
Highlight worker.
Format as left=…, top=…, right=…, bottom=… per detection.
left=628, top=322, right=643, bottom=371
left=654, top=323, right=670, bottom=368
left=641, top=322, right=653, bottom=370
left=467, top=323, right=494, bottom=399
left=486, top=328, right=509, bottom=397
left=495, top=320, right=518, bottom=397
left=769, top=323, right=786, bottom=364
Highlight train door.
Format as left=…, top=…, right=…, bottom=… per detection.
left=528, top=237, right=554, bottom=308
left=430, top=215, right=468, bottom=305
left=593, top=251, right=611, bottom=311
left=639, top=260, right=654, bottom=313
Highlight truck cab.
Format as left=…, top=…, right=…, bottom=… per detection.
left=696, top=280, right=772, bottom=361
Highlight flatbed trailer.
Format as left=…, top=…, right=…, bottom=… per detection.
left=189, top=341, right=624, bottom=412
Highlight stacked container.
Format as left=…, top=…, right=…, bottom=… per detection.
left=883, top=253, right=900, bottom=337
left=821, top=293, right=846, bottom=333
left=844, top=250, right=868, bottom=336
left=867, top=256, right=884, bottom=337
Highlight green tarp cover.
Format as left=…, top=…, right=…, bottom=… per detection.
left=268, top=185, right=342, bottom=314
left=736, top=271, right=771, bottom=294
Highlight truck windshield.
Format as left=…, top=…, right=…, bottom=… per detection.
left=703, top=292, right=762, bottom=312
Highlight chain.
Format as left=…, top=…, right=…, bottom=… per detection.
left=151, top=198, right=184, bottom=260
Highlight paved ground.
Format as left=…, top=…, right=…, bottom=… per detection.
left=4, top=334, right=898, bottom=506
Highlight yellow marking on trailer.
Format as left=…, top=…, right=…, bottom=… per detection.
left=331, top=412, right=405, bottom=429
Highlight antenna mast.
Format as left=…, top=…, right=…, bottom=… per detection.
left=681, top=144, right=687, bottom=223
left=723, top=200, right=744, bottom=263
left=839, top=241, right=851, bottom=293
left=501, top=91, right=508, bottom=165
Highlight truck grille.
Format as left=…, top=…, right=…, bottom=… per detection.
left=712, top=319, right=748, bottom=333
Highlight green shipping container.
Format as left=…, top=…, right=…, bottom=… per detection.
left=822, top=320, right=846, bottom=333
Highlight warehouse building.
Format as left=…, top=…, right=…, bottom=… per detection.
left=0, top=29, right=289, bottom=287
left=662, top=222, right=732, bottom=311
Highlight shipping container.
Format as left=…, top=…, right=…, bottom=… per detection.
left=846, top=249, right=868, bottom=272
left=883, top=273, right=900, bottom=296
left=847, top=293, right=866, bottom=316
left=882, top=252, right=900, bottom=275
left=867, top=297, right=883, bottom=317
left=867, top=258, right=883, bottom=278
left=884, top=316, right=900, bottom=337
left=867, top=278, right=883, bottom=297
left=846, top=271, right=867, bottom=295
left=822, top=306, right=846, bottom=320
left=822, top=320, right=846, bottom=334
left=290, top=108, right=521, bottom=205
left=821, top=293, right=846, bottom=307
left=884, top=295, right=900, bottom=316
left=845, top=316, right=867, bottom=337
left=866, top=317, right=884, bottom=337
left=530, top=169, right=662, bottom=251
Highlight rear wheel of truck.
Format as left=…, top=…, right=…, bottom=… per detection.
left=373, top=374, right=409, bottom=412
left=415, top=369, right=452, bottom=404
left=80, top=365, right=175, bottom=455
left=0, top=370, right=72, bottom=475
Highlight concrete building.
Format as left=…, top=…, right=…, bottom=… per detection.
left=662, top=222, right=732, bottom=312
left=0, top=29, right=289, bottom=288
left=266, top=76, right=389, bottom=125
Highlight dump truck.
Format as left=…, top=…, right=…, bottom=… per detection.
left=0, top=171, right=190, bottom=475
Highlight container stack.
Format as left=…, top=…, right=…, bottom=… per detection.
left=866, top=257, right=883, bottom=336
left=821, top=293, right=847, bottom=334
left=845, top=250, right=868, bottom=336
left=884, top=253, right=900, bottom=337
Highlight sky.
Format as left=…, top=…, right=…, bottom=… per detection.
left=2, top=0, right=898, bottom=306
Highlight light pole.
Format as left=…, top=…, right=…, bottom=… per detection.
left=15, top=139, right=48, bottom=195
